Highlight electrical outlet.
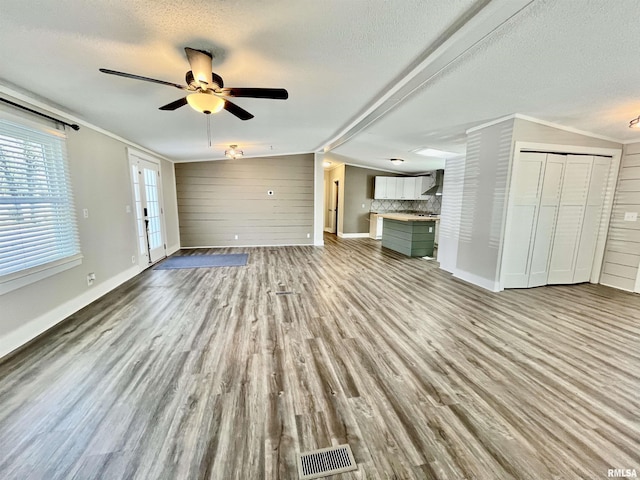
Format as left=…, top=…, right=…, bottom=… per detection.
left=131, top=255, right=136, bottom=264
left=429, top=227, right=433, bottom=233
left=234, top=235, right=239, bottom=240
left=126, top=205, right=132, bottom=214
left=83, top=208, right=89, bottom=218
left=307, top=233, right=310, bottom=238
left=624, top=212, right=637, bottom=221
left=86, top=272, right=96, bottom=286
left=362, top=203, right=365, bottom=209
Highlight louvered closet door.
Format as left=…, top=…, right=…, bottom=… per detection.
left=528, top=154, right=565, bottom=287
left=502, top=152, right=546, bottom=288
left=547, top=156, right=593, bottom=284
left=573, top=157, right=610, bottom=283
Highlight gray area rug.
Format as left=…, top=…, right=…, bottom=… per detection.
left=154, top=253, right=248, bottom=270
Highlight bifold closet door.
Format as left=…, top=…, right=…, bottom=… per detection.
left=528, top=154, right=565, bottom=287
left=501, top=152, right=546, bottom=288
left=573, top=157, right=610, bottom=282
left=547, top=155, right=594, bottom=284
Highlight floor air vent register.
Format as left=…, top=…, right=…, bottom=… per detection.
left=297, top=444, right=357, bottom=479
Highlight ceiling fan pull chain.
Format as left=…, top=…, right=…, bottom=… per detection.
left=207, top=114, right=212, bottom=147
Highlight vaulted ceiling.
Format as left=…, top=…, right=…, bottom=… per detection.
left=1, top=0, right=640, bottom=173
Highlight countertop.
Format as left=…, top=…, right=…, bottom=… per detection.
left=375, top=213, right=440, bottom=222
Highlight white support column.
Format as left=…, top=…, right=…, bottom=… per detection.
left=313, top=153, right=325, bottom=246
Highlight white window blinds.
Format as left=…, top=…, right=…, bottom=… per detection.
left=0, top=118, right=81, bottom=278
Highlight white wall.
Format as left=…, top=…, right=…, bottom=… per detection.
left=439, top=155, right=465, bottom=274
left=0, top=101, right=179, bottom=359
left=454, top=119, right=514, bottom=291
left=601, top=142, right=640, bottom=291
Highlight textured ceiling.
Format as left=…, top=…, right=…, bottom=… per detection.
left=0, top=0, right=475, bottom=162
left=333, top=0, right=640, bottom=172
left=1, top=1, right=640, bottom=170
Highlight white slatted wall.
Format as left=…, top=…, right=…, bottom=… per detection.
left=601, top=143, right=640, bottom=291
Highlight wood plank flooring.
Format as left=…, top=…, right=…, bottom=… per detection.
left=0, top=234, right=639, bottom=479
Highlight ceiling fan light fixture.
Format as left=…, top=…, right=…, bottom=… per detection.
left=390, top=158, right=404, bottom=165
left=225, top=145, right=243, bottom=159
left=186, top=92, right=225, bottom=114
left=630, top=115, right=640, bottom=129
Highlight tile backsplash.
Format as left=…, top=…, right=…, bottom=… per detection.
left=371, top=197, right=442, bottom=214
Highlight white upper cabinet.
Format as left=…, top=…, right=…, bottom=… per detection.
left=386, top=177, right=399, bottom=199
left=374, top=176, right=430, bottom=200
left=400, top=177, right=417, bottom=199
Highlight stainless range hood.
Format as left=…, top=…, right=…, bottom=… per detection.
left=423, top=169, right=444, bottom=196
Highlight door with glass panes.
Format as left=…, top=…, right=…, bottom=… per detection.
left=130, top=156, right=166, bottom=266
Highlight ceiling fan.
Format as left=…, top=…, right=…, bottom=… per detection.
left=99, top=47, right=288, bottom=120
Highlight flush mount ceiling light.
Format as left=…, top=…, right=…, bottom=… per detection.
left=323, top=161, right=332, bottom=168
left=413, top=147, right=459, bottom=158
left=186, top=92, right=225, bottom=114
left=225, top=145, right=243, bottom=159
left=390, top=158, right=404, bottom=165
left=629, top=115, right=640, bottom=129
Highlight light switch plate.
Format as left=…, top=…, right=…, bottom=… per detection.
left=624, top=212, right=637, bottom=221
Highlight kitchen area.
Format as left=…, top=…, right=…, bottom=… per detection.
left=369, top=170, right=443, bottom=258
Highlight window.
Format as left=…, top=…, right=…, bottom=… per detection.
left=0, top=117, right=81, bottom=294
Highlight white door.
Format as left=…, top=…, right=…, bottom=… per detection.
left=547, top=155, right=593, bottom=284
left=528, top=154, right=565, bottom=287
left=502, top=152, right=546, bottom=288
left=130, top=156, right=166, bottom=266
left=573, top=157, right=610, bottom=282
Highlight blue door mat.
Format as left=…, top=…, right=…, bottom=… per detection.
left=154, top=253, right=248, bottom=270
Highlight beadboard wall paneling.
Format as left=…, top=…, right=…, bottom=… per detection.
left=601, top=145, right=640, bottom=291
left=175, top=154, right=314, bottom=247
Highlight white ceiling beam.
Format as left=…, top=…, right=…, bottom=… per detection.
left=317, top=0, right=534, bottom=154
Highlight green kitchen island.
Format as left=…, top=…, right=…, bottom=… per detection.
left=378, top=213, right=438, bottom=257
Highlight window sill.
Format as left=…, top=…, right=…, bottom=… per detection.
left=0, top=254, right=83, bottom=296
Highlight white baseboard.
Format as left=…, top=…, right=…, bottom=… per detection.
left=166, top=243, right=180, bottom=256
left=0, top=265, right=140, bottom=360
left=324, top=227, right=332, bottom=232
left=453, top=270, right=501, bottom=292
left=337, top=233, right=369, bottom=238
left=180, top=242, right=315, bottom=249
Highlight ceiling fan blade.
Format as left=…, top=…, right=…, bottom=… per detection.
left=159, top=97, right=188, bottom=111
left=224, top=100, right=254, bottom=120
left=184, top=47, right=214, bottom=89
left=219, top=87, right=289, bottom=100
left=99, top=68, right=187, bottom=90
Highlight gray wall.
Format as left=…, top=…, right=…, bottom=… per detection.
left=0, top=103, right=179, bottom=358
left=601, top=142, right=640, bottom=291
left=343, top=165, right=383, bottom=234
left=175, top=154, right=314, bottom=247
